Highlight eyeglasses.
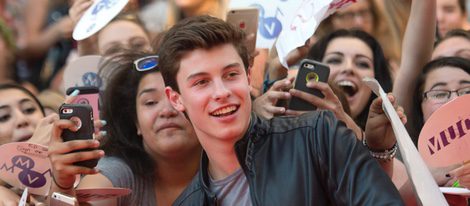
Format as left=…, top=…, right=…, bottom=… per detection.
left=134, top=55, right=159, bottom=72
left=423, top=86, right=470, bottom=103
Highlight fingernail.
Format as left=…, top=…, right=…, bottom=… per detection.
left=445, top=173, right=451, bottom=178
left=100, top=131, right=107, bottom=136
left=279, top=107, right=286, bottom=113
left=98, top=150, right=105, bottom=156
left=285, top=93, right=291, bottom=98
left=100, top=120, right=107, bottom=126
left=70, top=89, right=80, bottom=97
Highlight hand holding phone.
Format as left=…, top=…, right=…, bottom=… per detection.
left=288, top=59, right=330, bottom=111
left=59, top=104, right=98, bottom=168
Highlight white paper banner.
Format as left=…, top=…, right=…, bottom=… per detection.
left=275, top=0, right=357, bottom=68
left=363, top=77, right=448, bottom=206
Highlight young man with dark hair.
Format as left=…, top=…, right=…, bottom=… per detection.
left=159, top=15, right=404, bottom=205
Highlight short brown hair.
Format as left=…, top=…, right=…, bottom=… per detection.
left=158, top=15, right=249, bottom=92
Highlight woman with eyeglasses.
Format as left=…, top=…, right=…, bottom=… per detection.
left=408, top=57, right=470, bottom=205
left=47, top=51, right=201, bottom=205
left=409, top=57, right=470, bottom=143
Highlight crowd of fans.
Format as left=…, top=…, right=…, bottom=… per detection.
left=0, top=0, right=470, bottom=205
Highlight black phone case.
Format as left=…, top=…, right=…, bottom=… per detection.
left=59, top=104, right=98, bottom=168
left=288, top=59, right=330, bottom=111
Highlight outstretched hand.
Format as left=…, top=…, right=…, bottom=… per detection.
left=365, top=93, right=407, bottom=151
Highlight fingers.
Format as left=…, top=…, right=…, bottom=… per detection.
left=69, top=0, right=93, bottom=25
left=396, top=106, right=407, bottom=124
left=39, top=113, right=59, bottom=126
left=51, top=119, right=80, bottom=142
left=49, top=139, right=100, bottom=155
left=64, top=89, right=79, bottom=104
left=54, top=164, right=100, bottom=177
left=53, top=149, right=104, bottom=165
left=289, top=88, right=343, bottom=114
left=264, top=105, right=286, bottom=115
left=449, top=162, right=470, bottom=179
left=270, top=78, right=293, bottom=92
left=266, top=90, right=291, bottom=102
left=306, top=81, right=336, bottom=100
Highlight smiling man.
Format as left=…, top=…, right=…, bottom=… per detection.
left=159, top=15, right=404, bottom=205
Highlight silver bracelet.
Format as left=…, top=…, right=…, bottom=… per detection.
left=362, top=137, right=397, bottom=161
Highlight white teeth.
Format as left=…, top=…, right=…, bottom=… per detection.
left=337, top=80, right=355, bottom=88
left=212, top=106, right=237, bottom=116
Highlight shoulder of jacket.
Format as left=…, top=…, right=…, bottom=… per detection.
left=268, top=110, right=336, bottom=133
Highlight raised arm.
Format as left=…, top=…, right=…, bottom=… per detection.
left=393, top=0, right=436, bottom=116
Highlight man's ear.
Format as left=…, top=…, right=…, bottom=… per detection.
left=165, top=86, right=185, bottom=112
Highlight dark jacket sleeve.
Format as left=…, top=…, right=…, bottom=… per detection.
left=314, top=111, right=404, bottom=205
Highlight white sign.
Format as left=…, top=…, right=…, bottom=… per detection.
left=275, top=0, right=357, bottom=68
left=73, top=0, right=130, bottom=40
left=363, top=77, right=448, bottom=206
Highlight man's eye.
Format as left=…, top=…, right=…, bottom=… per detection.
left=225, top=72, right=239, bottom=79
left=194, top=79, right=209, bottom=87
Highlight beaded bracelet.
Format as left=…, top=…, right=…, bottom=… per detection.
left=362, top=136, right=398, bottom=161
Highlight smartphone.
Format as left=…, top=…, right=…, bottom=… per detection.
left=226, top=7, right=259, bottom=54
left=51, top=192, right=78, bottom=206
left=66, top=86, right=100, bottom=119
left=288, top=59, right=330, bottom=111
left=59, top=104, right=98, bottom=168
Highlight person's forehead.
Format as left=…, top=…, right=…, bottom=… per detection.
left=432, top=37, right=470, bottom=59
left=99, top=20, right=148, bottom=43
left=178, top=44, right=243, bottom=74
left=326, top=37, right=373, bottom=58
left=437, top=0, right=459, bottom=6
left=0, top=89, right=34, bottom=107
left=425, top=66, right=470, bottom=86
left=138, top=72, right=165, bottom=93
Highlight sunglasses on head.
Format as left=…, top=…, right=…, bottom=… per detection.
left=134, top=55, right=159, bottom=72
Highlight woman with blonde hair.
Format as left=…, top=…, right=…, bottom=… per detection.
left=165, top=0, right=228, bottom=29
